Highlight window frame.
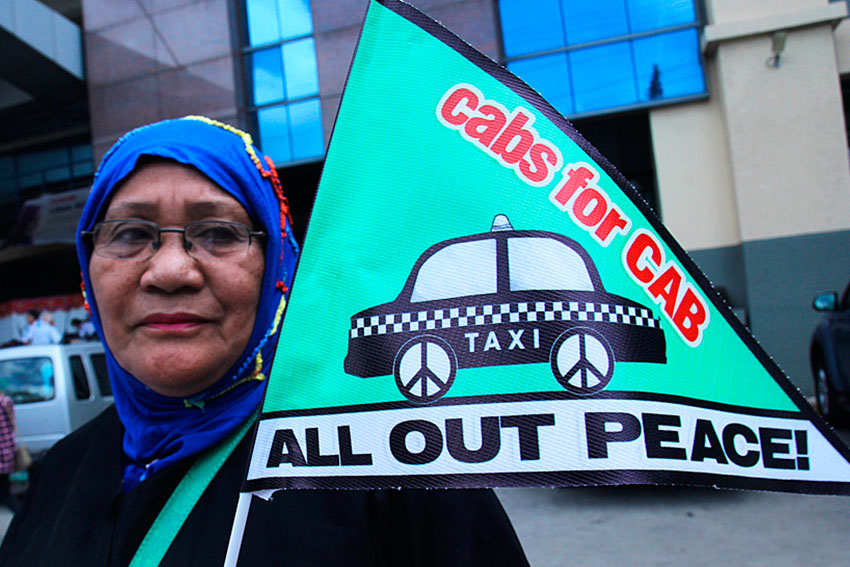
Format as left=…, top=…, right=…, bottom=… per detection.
left=498, top=0, right=710, bottom=120
left=238, top=0, right=325, bottom=167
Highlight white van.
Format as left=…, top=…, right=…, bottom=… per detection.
left=0, top=343, right=112, bottom=458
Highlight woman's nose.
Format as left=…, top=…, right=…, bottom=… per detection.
left=139, top=233, right=204, bottom=292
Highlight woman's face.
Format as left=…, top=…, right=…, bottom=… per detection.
left=89, top=161, right=265, bottom=397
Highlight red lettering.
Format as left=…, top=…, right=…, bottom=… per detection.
left=464, top=105, right=506, bottom=147
left=490, top=111, right=535, bottom=165
left=551, top=166, right=595, bottom=207
left=673, top=287, right=708, bottom=344
left=519, top=143, right=559, bottom=184
left=625, top=232, right=662, bottom=284
left=572, top=188, right=607, bottom=227
left=647, top=265, right=682, bottom=318
left=594, top=207, right=630, bottom=245
left=440, top=87, right=479, bottom=126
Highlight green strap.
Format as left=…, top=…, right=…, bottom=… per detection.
left=128, top=412, right=257, bottom=567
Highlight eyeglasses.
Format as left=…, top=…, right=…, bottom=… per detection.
left=82, top=219, right=266, bottom=261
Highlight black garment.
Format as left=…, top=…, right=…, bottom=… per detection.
left=0, top=407, right=528, bottom=566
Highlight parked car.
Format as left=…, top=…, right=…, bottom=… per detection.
left=811, top=283, right=850, bottom=425
left=0, top=342, right=112, bottom=457
left=345, top=215, right=666, bottom=404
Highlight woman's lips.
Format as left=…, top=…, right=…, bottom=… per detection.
left=139, top=313, right=209, bottom=331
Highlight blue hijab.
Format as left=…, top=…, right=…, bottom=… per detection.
left=76, top=116, right=299, bottom=489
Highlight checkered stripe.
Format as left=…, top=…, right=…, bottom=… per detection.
left=350, top=301, right=659, bottom=338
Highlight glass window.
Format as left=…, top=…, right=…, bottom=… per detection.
left=508, top=53, right=573, bottom=116
left=570, top=41, right=637, bottom=114
left=633, top=28, right=704, bottom=102
left=257, top=105, right=293, bottom=162
left=246, top=0, right=313, bottom=47
left=251, top=48, right=286, bottom=105
left=244, top=0, right=323, bottom=164
left=499, top=0, right=705, bottom=117
left=499, top=0, right=565, bottom=58
left=288, top=99, right=324, bottom=160
left=282, top=38, right=319, bottom=100
left=69, top=355, right=91, bottom=400
left=627, top=0, right=695, bottom=33
left=411, top=239, right=498, bottom=302
left=562, top=0, right=628, bottom=45
left=90, top=353, right=112, bottom=397
left=509, top=237, right=594, bottom=292
left=0, top=356, right=56, bottom=404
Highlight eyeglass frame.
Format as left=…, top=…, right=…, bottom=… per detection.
left=81, top=219, right=267, bottom=260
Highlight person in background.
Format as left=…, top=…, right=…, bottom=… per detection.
left=20, top=310, right=60, bottom=346
left=64, top=318, right=97, bottom=343
left=0, top=117, right=528, bottom=566
left=0, top=390, right=20, bottom=513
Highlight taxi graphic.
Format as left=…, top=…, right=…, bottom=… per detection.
left=344, top=215, right=666, bottom=403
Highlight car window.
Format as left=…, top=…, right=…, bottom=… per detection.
left=0, top=356, right=56, bottom=404
left=411, top=239, right=498, bottom=302
left=90, top=353, right=112, bottom=397
left=508, top=237, right=594, bottom=291
left=69, top=355, right=92, bottom=400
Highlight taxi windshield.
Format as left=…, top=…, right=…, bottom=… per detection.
left=411, top=239, right=498, bottom=302
left=508, top=236, right=594, bottom=292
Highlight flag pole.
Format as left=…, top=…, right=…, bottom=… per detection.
left=223, top=492, right=253, bottom=566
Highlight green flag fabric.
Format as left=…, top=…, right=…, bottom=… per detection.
left=244, top=0, right=850, bottom=496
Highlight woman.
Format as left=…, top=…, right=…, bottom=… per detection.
left=0, top=117, right=528, bottom=566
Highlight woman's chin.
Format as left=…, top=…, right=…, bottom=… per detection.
left=127, top=353, right=232, bottom=398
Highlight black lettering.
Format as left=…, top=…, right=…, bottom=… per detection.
left=722, top=423, right=759, bottom=467
left=759, top=427, right=795, bottom=470
left=501, top=413, right=556, bottom=460
left=266, top=429, right=307, bottom=468
left=389, top=420, right=443, bottom=465
left=338, top=425, right=372, bottom=466
left=643, top=413, right=686, bottom=460
left=305, top=427, right=339, bottom=466
left=446, top=417, right=501, bottom=463
left=690, top=419, right=728, bottom=464
left=585, top=412, right=641, bottom=459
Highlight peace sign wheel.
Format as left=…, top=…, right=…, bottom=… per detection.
left=393, top=335, right=458, bottom=404
left=550, top=327, right=615, bottom=396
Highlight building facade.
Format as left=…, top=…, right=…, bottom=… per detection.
left=1, top=0, right=849, bottom=394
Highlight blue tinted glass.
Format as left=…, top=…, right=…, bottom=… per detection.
left=288, top=99, right=324, bottom=160
left=0, top=179, right=15, bottom=198
left=278, top=0, right=313, bottom=41
left=563, top=0, right=628, bottom=45
left=499, top=0, right=565, bottom=57
left=71, top=144, right=92, bottom=162
left=282, top=38, right=319, bottom=99
left=73, top=161, right=94, bottom=177
left=633, top=29, right=705, bottom=101
left=44, top=166, right=71, bottom=183
left=246, top=0, right=279, bottom=46
left=508, top=53, right=573, bottom=116
left=628, top=0, right=696, bottom=33
left=0, top=157, right=14, bottom=180
left=570, top=41, right=636, bottom=113
left=251, top=48, right=285, bottom=105
left=18, top=148, right=68, bottom=174
left=257, top=105, right=292, bottom=162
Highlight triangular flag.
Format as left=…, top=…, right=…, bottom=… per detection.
left=245, top=0, right=850, bottom=497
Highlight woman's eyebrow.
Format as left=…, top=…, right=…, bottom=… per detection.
left=187, top=200, right=244, bottom=216
left=104, top=202, right=158, bottom=217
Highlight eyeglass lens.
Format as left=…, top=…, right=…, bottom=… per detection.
left=92, top=220, right=257, bottom=259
